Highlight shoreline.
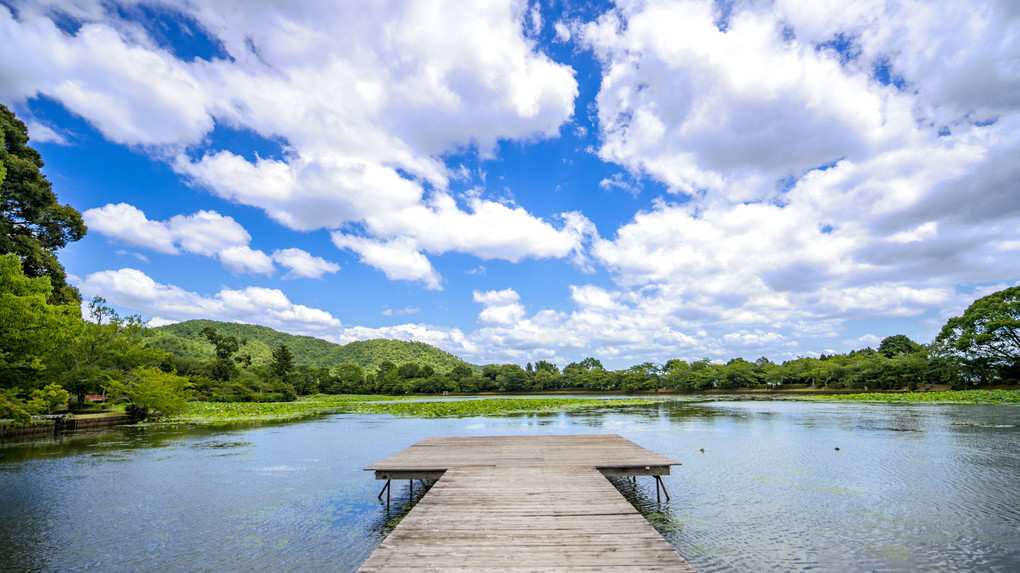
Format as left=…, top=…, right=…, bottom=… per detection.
left=4, top=389, right=1017, bottom=444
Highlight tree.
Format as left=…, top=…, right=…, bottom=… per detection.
left=49, top=297, right=168, bottom=404
left=0, top=253, right=78, bottom=384
left=0, top=388, right=31, bottom=424
left=935, top=286, right=1020, bottom=383
left=269, top=344, right=294, bottom=380
left=534, top=360, right=559, bottom=374
left=201, top=326, right=248, bottom=381
left=878, top=335, right=922, bottom=358
left=0, top=104, right=87, bottom=305
left=447, top=364, right=473, bottom=381
left=27, top=383, right=70, bottom=414
left=331, top=363, right=365, bottom=393
left=108, top=367, right=193, bottom=420
left=397, top=362, right=420, bottom=380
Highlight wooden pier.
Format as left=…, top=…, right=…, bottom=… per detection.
left=359, top=434, right=694, bottom=572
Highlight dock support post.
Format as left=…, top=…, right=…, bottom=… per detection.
left=378, top=480, right=391, bottom=508
left=654, top=476, right=670, bottom=502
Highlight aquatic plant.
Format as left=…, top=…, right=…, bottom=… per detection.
left=170, top=395, right=660, bottom=424
left=801, top=389, right=1020, bottom=404
left=349, top=397, right=659, bottom=418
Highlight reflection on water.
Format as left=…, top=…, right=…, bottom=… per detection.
left=2, top=401, right=1019, bottom=572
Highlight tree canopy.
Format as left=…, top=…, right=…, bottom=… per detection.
left=0, top=253, right=78, bottom=383
left=936, top=286, right=1020, bottom=383
left=0, top=104, right=86, bottom=305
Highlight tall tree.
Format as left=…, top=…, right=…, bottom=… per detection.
left=200, top=326, right=248, bottom=381
left=0, top=104, right=86, bottom=304
left=935, top=286, right=1020, bottom=383
left=269, top=344, right=294, bottom=380
left=878, top=334, right=922, bottom=358
left=0, top=253, right=79, bottom=385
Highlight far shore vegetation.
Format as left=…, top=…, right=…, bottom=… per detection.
left=2, top=103, right=1020, bottom=431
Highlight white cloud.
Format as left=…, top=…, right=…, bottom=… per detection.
left=582, top=0, right=920, bottom=201
left=2, top=0, right=581, bottom=287
left=553, top=21, right=572, bottom=43
left=473, top=288, right=521, bottom=306
left=271, top=248, right=340, bottom=279
left=9, top=0, right=1020, bottom=365
left=83, top=203, right=178, bottom=254
left=166, top=210, right=250, bottom=256
left=24, top=120, right=68, bottom=144
left=381, top=306, right=420, bottom=316
left=76, top=268, right=342, bottom=337
left=331, top=234, right=442, bottom=290
left=0, top=7, right=213, bottom=145
left=473, top=288, right=525, bottom=327
left=557, top=0, right=1020, bottom=360
left=83, top=203, right=276, bottom=275
left=220, top=246, right=275, bottom=276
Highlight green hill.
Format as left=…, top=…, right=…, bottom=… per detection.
left=148, top=319, right=474, bottom=374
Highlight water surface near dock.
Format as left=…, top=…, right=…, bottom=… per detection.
left=1, top=399, right=1018, bottom=572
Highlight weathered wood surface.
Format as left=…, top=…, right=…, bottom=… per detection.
left=358, top=435, right=692, bottom=572
left=366, top=434, right=678, bottom=474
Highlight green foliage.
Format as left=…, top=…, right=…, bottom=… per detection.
left=27, top=383, right=69, bottom=414
left=175, top=394, right=411, bottom=423
left=200, top=326, right=248, bottom=381
left=270, top=344, right=294, bottom=380
left=0, top=388, right=31, bottom=424
left=352, top=397, right=659, bottom=418
left=108, top=367, right=193, bottom=419
left=804, top=389, right=1020, bottom=404
left=0, top=253, right=79, bottom=381
left=0, top=104, right=86, bottom=305
left=48, top=297, right=168, bottom=403
left=935, top=286, right=1020, bottom=383
left=329, top=363, right=366, bottom=393
left=878, top=335, right=922, bottom=358
left=168, top=395, right=659, bottom=424
left=150, top=319, right=473, bottom=373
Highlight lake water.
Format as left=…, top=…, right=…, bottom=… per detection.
left=1, top=399, right=1018, bottom=572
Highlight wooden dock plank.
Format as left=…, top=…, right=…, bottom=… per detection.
left=359, top=465, right=692, bottom=571
left=358, top=435, right=693, bottom=572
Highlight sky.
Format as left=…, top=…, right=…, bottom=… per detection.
left=2, top=0, right=1019, bottom=369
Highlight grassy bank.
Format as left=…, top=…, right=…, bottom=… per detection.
left=168, top=395, right=661, bottom=424
left=159, top=389, right=1020, bottom=426
left=797, top=389, right=1020, bottom=404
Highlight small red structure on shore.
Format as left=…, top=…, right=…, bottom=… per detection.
left=85, top=394, right=107, bottom=402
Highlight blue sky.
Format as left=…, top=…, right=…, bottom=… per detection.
left=3, top=0, right=1019, bottom=369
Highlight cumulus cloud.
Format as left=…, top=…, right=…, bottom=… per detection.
left=75, top=268, right=342, bottom=337
left=271, top=248, right=340, bottom=279
left=219, top=246, right=275, bottom=276
left=331, top=233, right=442, bottom=290
left=83, top=203, right=274, bottom=274
left=582, top=0, right=919, bottom=200
left=9, top=0, right=1020, bottom=365
left=569, top=0, right=1020, bottom=359
left=0, top=0, right=583, bottom=287
left=474, top=288, right=526, bottom=326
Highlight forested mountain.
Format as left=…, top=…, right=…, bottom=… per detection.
left=148, top=320, right=473, bottom=373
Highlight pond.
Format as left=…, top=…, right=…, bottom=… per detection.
left=1, top=399, right=1018, bottom=572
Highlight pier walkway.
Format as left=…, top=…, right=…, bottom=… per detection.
left=358, top=435, right=694, bottom=572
